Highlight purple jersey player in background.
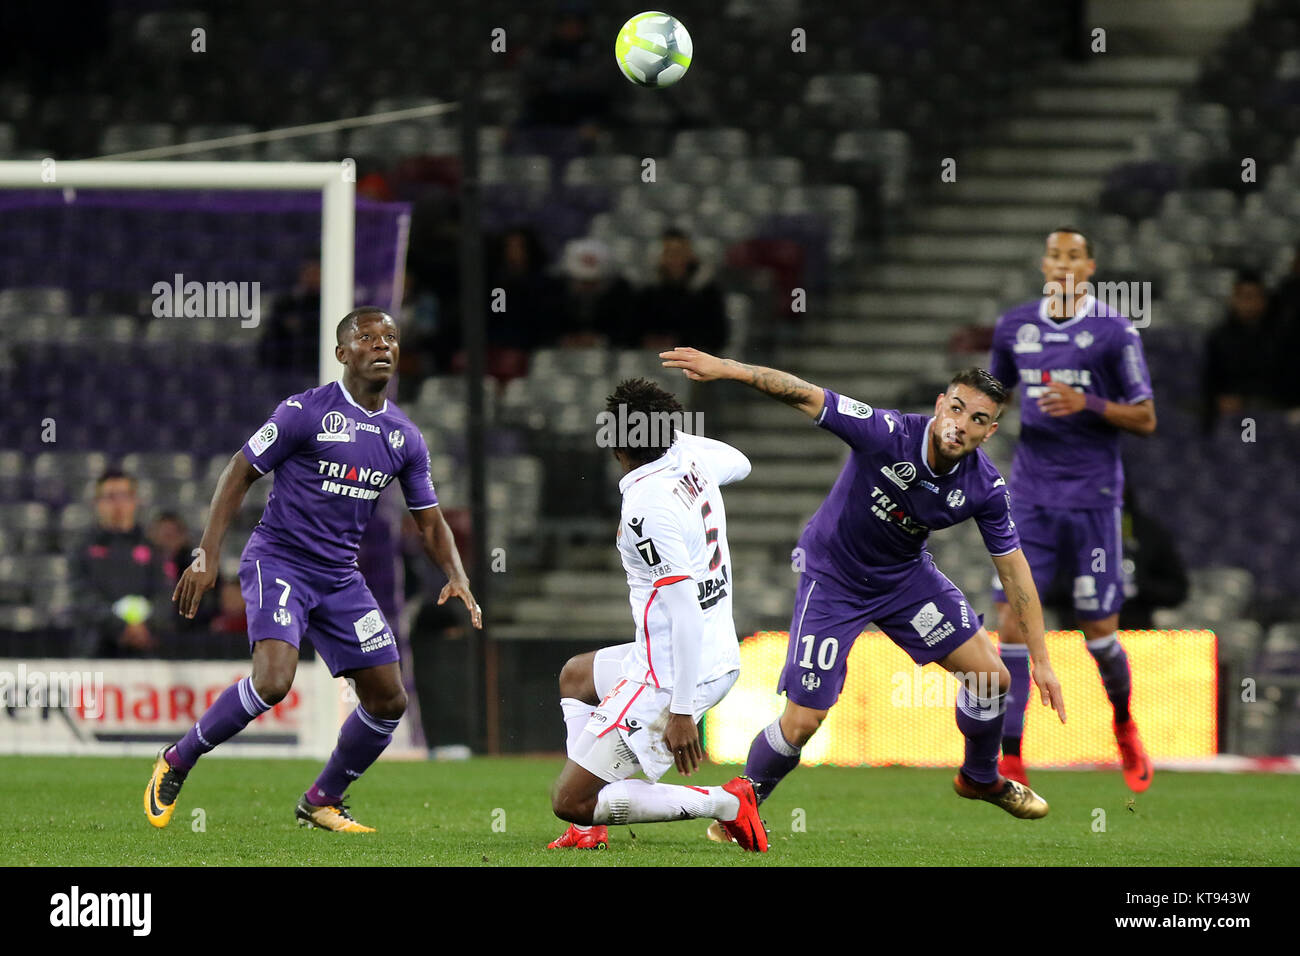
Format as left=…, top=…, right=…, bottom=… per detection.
left=662, top=348, right=1066, bottom=827
left=989, top=228, right=1157, bottom=793
left=145, top=308, right=482, bottom=833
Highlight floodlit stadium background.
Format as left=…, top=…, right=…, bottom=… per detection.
left=705, top=630, right=1218, bottom=766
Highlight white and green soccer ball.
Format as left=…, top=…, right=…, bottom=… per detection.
left=615, top=11, right=692, bottom=88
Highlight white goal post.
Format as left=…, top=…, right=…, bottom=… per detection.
left=0, top=160, right=355, bottom=385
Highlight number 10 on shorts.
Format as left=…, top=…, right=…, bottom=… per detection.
left=798, top=634, right=840, bottom=671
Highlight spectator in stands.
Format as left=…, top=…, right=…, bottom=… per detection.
left=486, top=226, right=561, bottom=355
left=210, top=579, right=249, bottom=635
left=622, top=229, right=729, bottom=353
left=552, top=237, right=633, bottom=348
left=1203, top=270, right=1283, bottom=425
left=148, top=511, right=216, bottom=631
left=258, top=259, right=321, bottom=375
left=518, top=4, right=613, bottom=143
left=71, top=470, right=171, bottom=658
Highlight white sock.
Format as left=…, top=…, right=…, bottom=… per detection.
left=560, top=698, right=593, bottom=758
left=560, top=699, right=596, bottom=832
left=593, top=779, right=741, bottom=826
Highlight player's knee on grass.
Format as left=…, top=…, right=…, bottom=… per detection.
left=558, top=652, right=598, bottom=704
left=550, top=778, right=597, bottom=826
left=781, top=704, right=829, bottom=747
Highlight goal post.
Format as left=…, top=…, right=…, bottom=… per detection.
left=0, top=160, right=356, bottom=385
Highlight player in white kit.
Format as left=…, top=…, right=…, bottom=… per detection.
left=548, top=378, right=767, bottom=852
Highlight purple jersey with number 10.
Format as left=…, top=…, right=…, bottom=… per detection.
left=796, top=389, right=1020, bottom=596
left=990, top=295, right=1153, bottom=510
left=241, top=380, right=439, bottom=568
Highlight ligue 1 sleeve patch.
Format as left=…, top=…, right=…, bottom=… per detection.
left=248, top=422, right=278, bottom=456
left=836, top=394, right=874, bottom=419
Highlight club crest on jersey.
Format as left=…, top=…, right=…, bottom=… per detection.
left=881, top=461, right=916, bottom=490
left=1074, top=330, right=1094, bottom=349
left=628, top=517, right=645, bottom=537
left=388, top=429, right=405, bottom=449
left=1013, top=324, right=1042, bottom=354
left=317, top=410, right=352, bottom=443
left=273, top=608, right=292, bottom=626
left=801, top=672, right=821, bottom=691
left=946, top=489, right=966, bottom=508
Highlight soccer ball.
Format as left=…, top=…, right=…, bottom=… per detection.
left=615, top=11, right=693, bottom=88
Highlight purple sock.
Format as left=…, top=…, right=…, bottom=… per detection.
left=956, top=686, right=1007, bottom=784
left=306, top=706, right=401, bottom=806
left=167, top=676, right=271, bottom=772
left=743, top=718, right=801, bottom=805
left=1086, top=634, right=1131, bottom=723
left=1000, top=644, right=1031, bottom=753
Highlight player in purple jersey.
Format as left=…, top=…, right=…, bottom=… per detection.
left=662, top=348, right=1066, bottom=824
left=144, top=308, right=482, bottom=832
left=989, top=228, right=1157, bottom=793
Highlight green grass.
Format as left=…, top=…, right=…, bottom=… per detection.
left=6, top=756, right=1298, bottom=866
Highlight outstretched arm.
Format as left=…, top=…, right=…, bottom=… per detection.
left=661, top=347, right=825, bottom=419
left=411, top=505, right=483, bottom=629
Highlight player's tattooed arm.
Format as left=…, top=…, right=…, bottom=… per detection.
left=175, top=451, right=260, bottom=618
left=412, top=505, right=483, bottom=629
left=991, top=549, right=1066, bottom=723
left=661, top=347, right=825, bottom=418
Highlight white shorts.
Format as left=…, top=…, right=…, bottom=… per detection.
left=574, top=668, right=739, bottom=784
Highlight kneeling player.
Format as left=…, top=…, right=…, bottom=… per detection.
left=661, top=349, right=1066, bottom=829
left=548, top=379, right=766, bottom=852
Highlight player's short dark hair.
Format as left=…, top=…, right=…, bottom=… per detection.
left=1047, top=226, right=1092, bottom=258
left=948, top=367, right=1009, bottom=414
left=336, top=307, right=392, bottom=345
left=662, top=227, right=690, bottom=242
left=1233, top=268, right=1265, bottom=288
left=95, top=468, right=136, bottom=491
left=604, top=378, right=685, bottom=466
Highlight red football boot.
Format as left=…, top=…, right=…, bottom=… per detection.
left=999, top=754, right=1029, bottom=787
left=1114, top=718, right=1153, bottom=792
left=547, top=824, right=609, bottom=849
left=717, top=776, right=769, bottom=852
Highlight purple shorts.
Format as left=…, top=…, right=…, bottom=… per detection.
left=778, top=562, right=982, bottom=710
left=990, top=504, right=1123, bottom=622
left=239, top=542, right=400, bottom=677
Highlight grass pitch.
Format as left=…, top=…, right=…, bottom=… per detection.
left=6, top=756, right=1297, bottom=866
